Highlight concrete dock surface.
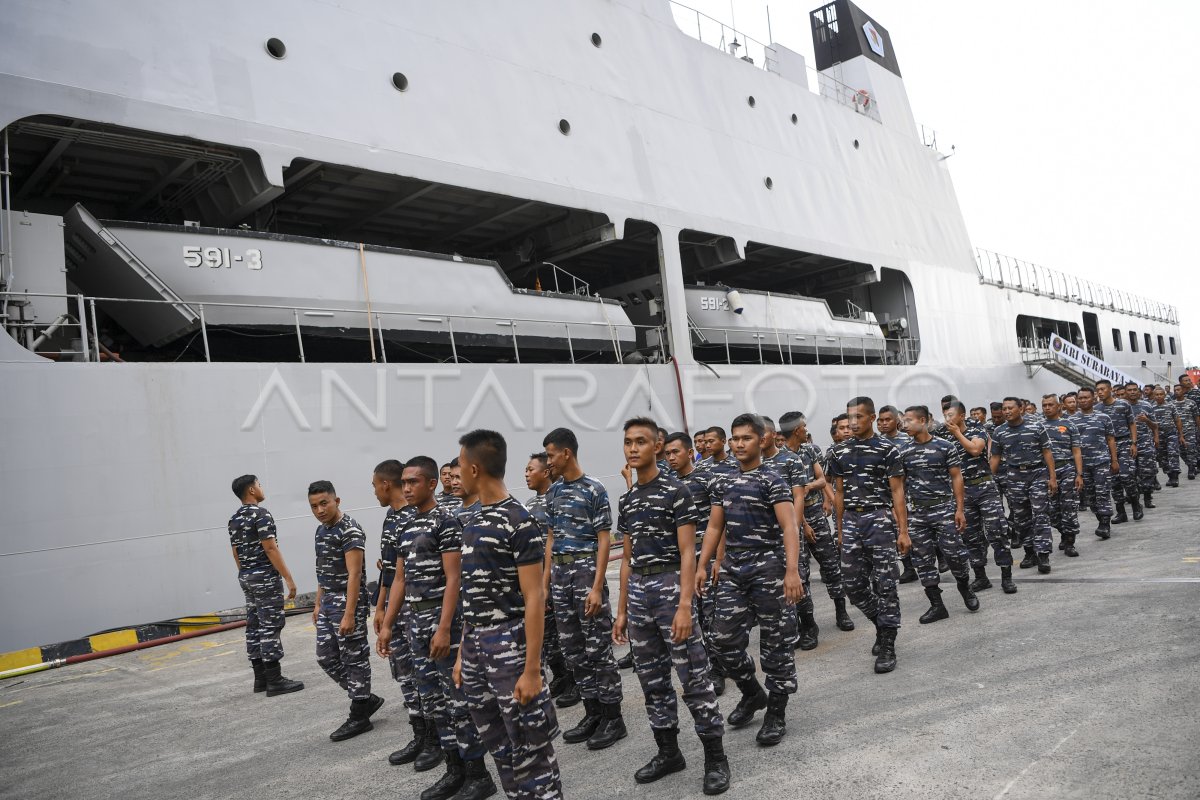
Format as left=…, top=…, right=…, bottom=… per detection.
left=3, top=487, right=1199, bottom=800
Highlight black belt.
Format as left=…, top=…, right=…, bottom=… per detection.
left=843, top=504, right=885, bottom=513
left=909, top=497, right=953, bottom=509
left=632, top=563, right=677, bottom=577
left=804, top=495, right=824, bottom=508
left=964, top=475, right=994, bottom=486
left=1010, top=463, right=1045, bottom=472
left=1053, top=461, right=1075, bottom=470
left=408, top=598, right=444, bottom=613
left=551, top=551, right=595, bottom=565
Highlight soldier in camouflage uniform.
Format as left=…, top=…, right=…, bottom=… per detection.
left=697, top=413, right=803, bottom=743
left=898, top=406, right=979, bottom=624
left=1123, top=383, right=1160, bottom=507
left=1095, top=380, right=1142, bottom=523
left=939, top=402, right=1016, bottom=594
left=1152, top=386, right=1183, bottom=487
left=1072, top=387, right=1120, bottom=540
left=227, top=475, right=304, bottom=696
left=454, top=429, right=563, bottom=800
left=542, top=427, right=626, bottom=750
left=700, top=427, right=740, bottom=480
left=1062, top=393, right=1078, bottom=416
left=308, top=480, right=383, bottom=741
left=438, top=462, right=460, bottom=510
left=1172, top=384, right=1199, bottom=480
left=440, top=459, right=465, bottom=513
left=780, top=412, right=855, bottom=633
left=827, top=397, right=910, bottom=674
left=369, top=460, right=427, bottom=767
left=525, top=452, right=576, bottom=707
left=1041, top=396, right=1084, bottom=558
left=378, top=456, right=494, bottom=800
left=614, top=418, right=730, bottom=794
left=988, top=399, right=1057, bottom=574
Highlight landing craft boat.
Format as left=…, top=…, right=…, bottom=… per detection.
left=0, top=0, right=1182, bottom=653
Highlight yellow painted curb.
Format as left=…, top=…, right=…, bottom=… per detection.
left=88, top=629, right=139, bottom=652
left=0, top=647, right=43, bottom=672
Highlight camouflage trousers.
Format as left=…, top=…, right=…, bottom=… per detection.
left=693, top=541, right=720, bottom=672
left=961, top=480, right=1013, bottom=568
left=550, top=555, right=621, bottom=704
left=407, top=604, right=484, bottom=760
left=1080, top=461, right=1114, bottom=519
left=802, top=505, right=845, bottom=600
left=1111, top=438, right=1137, bottom=503
left=628, top=570, right=723, bottom=738
left=839, top=508, right=901, bottom=629
left=1048, top=465, right=1081, bottom=547
left=1134, top=433, right=1159, bottom=492
left=239, top=566, right=285, bottom=663
left=385, top=605, right=421, bottom=718
left=709, top=547, right=798, bottom=695
left=461, top=619, right=563, bottom=800
left=1002, top=469, right=1052, bottom=554
left=1181, top=428, right=1199, bottom=470
left=1157, top=432, right=1181, bottom=476
left=315, top=589, right=372, bottom=700
left=907, top=500, right=970, bottom=588
left=542, top=603, right=563, bottom=666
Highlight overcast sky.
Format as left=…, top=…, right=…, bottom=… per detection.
left=675, top=0, right=1200, bottom=365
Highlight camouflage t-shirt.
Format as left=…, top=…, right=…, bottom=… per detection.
left=524, top=492, right=549, bottom=530
left=398, top=505, right=462, bottom=604
left=460, top=497, right=545, bottom=628
left=1097, top=399, right=1135, bottom=439
left=935, top=421, right=991, bottom=483
left=827, top=435, right=904, bottom=509
left=228, top=504, right=277, bottom=572
left=456, top=500, right=483, bottom=529
left=545, top=475, right=612, bottom=554
left=1071, top=411, right=1116, bottom=466
left=698, top=456, right=740, bottom=482
left=1174, top=398, right=1198, bottom=434
left=617, top=471, right=700, bottom=568
left=674, top=466, right=715, bottom=541
left=1130, top=400, right=1155, bottom=439
left=990, top=418, right=1052, bottom=469
left=1152, top=402, right=1179, bottom=436
left=436, top=491, right=463, bottom=512
left=380, top=504, right=415, bottom=589
left=710, top=466, right=791, bottom=550
left=314, top=513, right=366, bottom=592
left=898, top=437, right=961, bottom=504
left=1043, top=417, right=1081, bottom=465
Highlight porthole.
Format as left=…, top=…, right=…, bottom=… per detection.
left=790, top=113, right=798, bottom=124
left=558, top=119, right=571, bottom=135
left=764, top=177, right=774, bottom=190
left=591, top=32, right=602, bottom=47
left=747, top=95, right=756, bottom=108
left=391, top=72, right=409, bottom=91
left=853, top=139, right=860, bottom=149
left=265, top=38, right=286, bottom=59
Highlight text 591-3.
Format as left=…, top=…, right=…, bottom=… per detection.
left=184, top=246, right=263, bottom=270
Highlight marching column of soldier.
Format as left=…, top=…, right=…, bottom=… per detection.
left=224, top=376, right=1200, bottom=800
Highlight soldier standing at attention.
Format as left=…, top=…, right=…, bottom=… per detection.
left=1072, top=388, right=1120, bottom=540
left=939, top=401, right=1015, bottom=594
left=780, top=412, right=855, bottom=633
left=308, top=480, right=383, bottom=740
left=827, top=397, right=909, bottom=673
left=1171, top=384, right=1200, bottom=480
left=988, top=399, right=1057, bottom=574
left=525, top=452, right=577, bottom=708
left=228, top=475, right=304, bottom=696
left=1151, top=386, right=1183, bottom=487
left=1041, top=396, right=1084, bottom=558
left=453, top=429, right=564, bottom=800
left=541, top=427, right=626, bottom=750
left=1062, top=393, right=1079, bottom=415
left=370, top=460, right=428, bottom=767
left=613, top=418, right=730, bottom=794
left=702, top=427, right=739, bottom=479
left=1095, top=379, right=1141, bottom=523
left=876, top=406, right=911, bottom=446
left=898, top=406, right=978, bottom=624
left=697, top=413, right=803, bottom=743
left=378, top=456, right=494, bottom=800
left=1124, top=383, right=1160, bottom=508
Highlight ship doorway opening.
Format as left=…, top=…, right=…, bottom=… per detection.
left=1082, top=312, right=1103, bottom=358
left=1016, top=314, right=1083, bottom=351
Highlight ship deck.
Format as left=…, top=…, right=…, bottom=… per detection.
left=4, top=491, right=1199, bottom=800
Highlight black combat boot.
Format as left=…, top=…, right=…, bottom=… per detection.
left=1112, top=502, right=1128, bottom=524
left=617, top=650, right=635, bottom=670
left=1167, top=472, right=1180, bottom=488
left=421, top=750, right=465, bottom=800
left=330, top=696, right=378, bottom=742
left=711, top=667, right=726, bottom=697
left=1129, top=492, right=1144, bottom=521
left=935, top=547, right=950, bottom=574
left=414, top=722, right=445, bottom=772
left=871, top=618, right=883, bottom=656
left=251, top=658, right=266, bottom=693
left=452, top=757, right=497, bottom=800
left=874, top=628, right=897, bottom=674
left=1019, top=547, right=1038, bottom=569
left=554, top=677, right=581, bottom=708
left=548, top=658, right=571, bottom=698
left=700, top=735, right=731, bottom=795
left=919, top=586, right=949, bottom=624
left=1143, top=491, right=1156, bottom=509
left=833, top=597, right=855, bottom=631
left=969, top=564, right=992, bottom=592
left=956, top=578, right=980, bottom=612
left=1063, top=538, right=1079, bottom=558
left=755, top=692, right=788, bottom=746
left=1036, top=552, right=1051, bottom=574
left=1189, top=466, right=1197, bottom=480
left=390, top=716, right=427, bottom=765
left=1000, top=566, right=1017, bottom=594
left=262, top=659, right=304, bottom=696
left=563, top=699, right=603, bottom=744
left=898, top=555, right=918, bottom=584
left=586, top=702, right=627, bottom=750
left=727, top=678, right=768, bottom=728
left=634, top=728, right=686, bottom=784
left=1153, top=478, right=1162, bottom=490
left=1094, top=515, right=1112, bottom=540
left=796, top=608, right=819, bottom=651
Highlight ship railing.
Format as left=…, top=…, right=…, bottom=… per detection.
left=975, top=247, right=1178, bottom=325
left=0, top=291, right=668, bottom=366
left=682, top=323, right=917, bottom=366
left=540, top=262, right=590, bottom=297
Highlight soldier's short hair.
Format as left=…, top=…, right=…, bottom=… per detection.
left=904, top=405, right=930, bottom=421
left=404, top=455, right=439, bottom=481
left=1003, top=396, right=1021, bottom=406
left=449, top=456, right=460, bottom=468
left=990, top=401, right=1003, bottom=411
left=664, top=432, right=692, bottom=450
left=970, top=406, right=986, bottom=415
left=833, top=412, right=849, bottom=423
left=1041, top=393, right=1059, bottom=401
left=307, top=479, right=336, bottom=496
left=543, top=427, right=579, bottom=456
left=440, top=462, right=452, bottom=471
left=707, top=426, right=727, bottom=442
left=529, top=451, right=549, bottom=467
left=458, top=430, right=507, bottom=479
left=779, top=411, right=806, bottom=433
left=878, top=405, right=899, bottom=418
left=1063, top=391, right=1077, bottom=399
left=940, top=394, right=958, bottom=410
left=231, top=474, right=257, bottom=500
left=1095, top=379, right=1112, bottom=389
left=847, top=396, right=876, bottom=413
left=656, top=426, right=668, bottom=438
left=1077, top=386, right=1094, bottom=396
left=730, top=413, right=766, bottom=437
left=374, top=459, right=405, bottom=482
left=622, top=416, right=659, bottom=435
left=946, top=400, right=967, bottom=414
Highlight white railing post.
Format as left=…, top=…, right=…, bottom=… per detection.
left=76, top=294, right=90, bottom=362
left=89, top=298, right=100, bottom=362
left=447, top=318, right=459, bottom=364
left=198, top=303, right=211, bottom=362
left=293, top=308, right=305, bottom=363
